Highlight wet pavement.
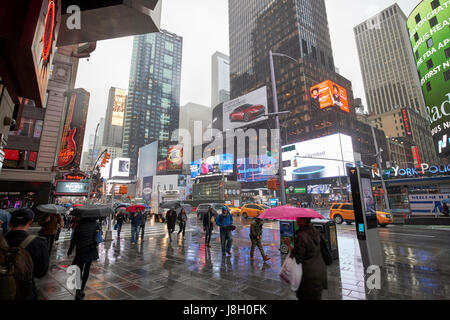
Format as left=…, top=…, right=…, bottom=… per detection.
left=32, top=214, right=450, bottom=300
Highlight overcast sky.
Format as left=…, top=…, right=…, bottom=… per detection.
left=76, top=0, right=419, bottom=153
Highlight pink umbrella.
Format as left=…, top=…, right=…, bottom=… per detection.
left=258, top=205, right=324, bottom=220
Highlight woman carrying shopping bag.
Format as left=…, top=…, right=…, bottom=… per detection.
left=283, top=217, right=328, bottom=300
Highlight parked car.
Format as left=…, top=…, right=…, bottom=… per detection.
left=229, top=104, right=265, bottom=122
left=240, top=204, right=267, bottom=219
left=196, top=203, right=224, bottom=220
left=329, top=203, right=393, bottom=227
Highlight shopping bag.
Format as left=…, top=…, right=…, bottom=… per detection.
left=279, top=249, right=303, bottom=291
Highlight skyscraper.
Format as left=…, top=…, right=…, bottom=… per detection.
left=123, top=30, right=183, bottom=177
left=211, top=52, right=230, bottom=107
left=103, top=87, right=127, bottom=148
left=354, top=3, right=438, bottom=164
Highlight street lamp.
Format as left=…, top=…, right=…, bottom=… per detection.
left=269, top=50, right=300, bottom=206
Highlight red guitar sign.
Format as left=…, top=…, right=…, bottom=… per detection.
left=58, top=94, right=77, bottom=167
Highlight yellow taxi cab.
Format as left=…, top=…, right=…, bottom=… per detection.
left=329, top=203, right=393, bottom=227
left=240, top=204, right=267, bottom=219
left=225, top=204, right=241, bottom=216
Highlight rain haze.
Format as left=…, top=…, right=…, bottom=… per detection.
left=75, top=0, right=419, bottom=153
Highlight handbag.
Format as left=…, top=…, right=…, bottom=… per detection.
left=320, top=234, right=333, bottom=266
left=279, top=249, right=303, bottom=291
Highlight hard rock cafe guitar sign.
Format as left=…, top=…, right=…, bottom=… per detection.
left=58, top=94, right=77, bottom=167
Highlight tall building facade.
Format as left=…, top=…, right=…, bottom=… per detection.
left=354, top=3, right=438, bottom=164
left=123, top=30, right=183, bottom=177
left=211, top=52, right=230, bottom=107
left=103, top=87, right=127, bottom=148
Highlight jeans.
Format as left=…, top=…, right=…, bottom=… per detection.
left=117, top=222, right=123, bottom=237
left=131, top=225, right=140, bottom=243
left=250, top=238, right=265, bottom=258
left=167, top=225, right=175, bottom=241
left=205, top=226, right=213, bottom=245
left=220, top=229, right=232, bottom=253
left=140, top=224, right=145, bottom=239
left=178, top=222, right=186, bottom=236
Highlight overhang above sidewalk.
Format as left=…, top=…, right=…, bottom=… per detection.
left=57, top=0, right=162, bottom=46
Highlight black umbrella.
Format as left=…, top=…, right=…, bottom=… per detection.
left=69, top=205, right=114, bottom=218
left=160, top=201, right=182, bottom=209
left=114, top=203, right=130, bottom=210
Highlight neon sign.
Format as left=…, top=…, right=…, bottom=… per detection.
left=402, top=108, right=412, bottom=136
left=372, top=163, right=450, bottom=178
left=42, top=0, right=56, bottom=63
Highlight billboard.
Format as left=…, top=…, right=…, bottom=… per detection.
left=55, top=181, right=89, bottom=194
left=409, top=194, right=450, bottom=216
left=236, top=155, right=277, bottom=182
left=223, top=86, right=268, bottom=130
left=137, top=141, right=158, bottom=178
left=111, top=158, right=130, bottom=178
left=307, top=185, right=332, bottom=194
left=111, top=88, right=127, bottom=127
left=310, top=80, right=349, bottom=113
left=407, top=1, right=450, bottom=156
left=402, top=108, right=412, bottom=136
left=167, top=145, right=183, bottom=171
left=58, top=89, right=90, bottom=169
left=142, top=176, right=153, bottom=202
left=190, top=154, right=234, bottom=179
left=282, top=133, right=355, bottom=181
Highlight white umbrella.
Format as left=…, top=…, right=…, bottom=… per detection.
left=37, top=204, right=66, bottom=214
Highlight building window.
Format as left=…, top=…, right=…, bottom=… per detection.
left=427, top=38, right=434, bottom=48
left=426, top=82, right=432, bottom=91
left=414, top=33, right=419, bottom=42
left=415, top=13, right=421, bottom=24
left=444, top=70, right=450, bottom=82
left=426, top=59, right=434, bottom=70
left=415, top=51, right=420, bottom=59
left=445, top=47, right=450, bottom=59
left=431, top=0, right=440, bottom=10
left=429, top=17, right=438, bottom=28
left=302, top=39, right=308, bottom=55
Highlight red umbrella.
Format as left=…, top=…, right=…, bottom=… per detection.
left=126, top=205, right=145, bottom=213
left=72, top=204, right=85, bottom=208
left=258, top=205, right=324, bottom=220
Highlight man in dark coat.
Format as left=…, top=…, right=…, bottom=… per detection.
left=203, top=207, right=215, bottom=247
left=4, top=208, right=49, bottom=300
left=284, top=218, right=327, bottom=300
left=38, top=212, right=64, bottom=255
left=249, top=218, right=270, bottom=262
left=130, top=210, right=143, bottom=244
left=166, top=209, right=178, bottom=242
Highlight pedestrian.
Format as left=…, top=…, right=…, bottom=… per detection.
left=166, top=209, right=177, bottom=242
left=443, top=203, right=449, bottom=217
left=115, top=210, right=126, bottom=238
left=0, top=209, right=11, bottom=235
left=177, top=208, right=187, bottom=238
left=249, top=218, right=270, bottom=262
left=140, top=210, right=148, bottom=241
left=1, top=208, right=49, bottom=300
left=283, top=218, right=328, bottom=300
left=203, top=207, right=215, bottom=247
left=130, top=209, right=143, bottom=244
left=216, top=206, right=234, bottom=256
left=38, top=212, right=64, bottom=255
left=67, top=217, right=100, bottom=300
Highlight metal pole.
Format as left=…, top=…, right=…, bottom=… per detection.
left=269, top=50, right=286, bottom=206
left=370, top=123, right=391, bottom=213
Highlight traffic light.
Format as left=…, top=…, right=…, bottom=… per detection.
left=100, top=152, right=111, bottom=167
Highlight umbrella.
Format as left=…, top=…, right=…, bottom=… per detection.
left=442, top=199, right=450, bottom=204
left=115, top=203, right=130, bottom=210
left=258, top=205, right=324, bottom=221
left=126, top=205, right=146, bottom=213
left=72, top=204, right=85, bottom=208
left=70, top=205, right=114, bottom=218
left=160, top=201, right=182, bottom=209
left=37, top=204, right=66, bottom=214
left=64, top=204, right=72, bottom=208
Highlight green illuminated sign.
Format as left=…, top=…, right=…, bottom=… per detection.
left=407, top=0, right=450, bottom=157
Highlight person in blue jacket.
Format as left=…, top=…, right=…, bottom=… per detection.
left=216, top=206, right=234, bottom=256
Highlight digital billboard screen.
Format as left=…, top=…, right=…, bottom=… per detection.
left=111, top=88, right=126, bottom=127
left=310, top=80, right=349, bottom=113
left=282, top=133, right=355, bottom=182
left=307, top=184, right=332, bottom=194
left=236, top=155, right=277, bottom=182
left=222, top=86, right=268, bottom=130
left=190, top=154, right=233, bottom=179
left=111, top=158, right=130, bottom=178
left=55, top=181, right=89, bottom=194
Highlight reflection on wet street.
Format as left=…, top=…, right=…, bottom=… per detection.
left=33, top=214, right=450, bottom=300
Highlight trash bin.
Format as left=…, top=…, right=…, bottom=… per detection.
left=279, top=219, right=339, bottom=262
left=312, top=219, right=339, bottom=261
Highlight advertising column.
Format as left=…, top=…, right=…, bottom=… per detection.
left=407, top=1, right=450, bottom=157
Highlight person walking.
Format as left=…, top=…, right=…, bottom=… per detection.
left=38, top=212, right=64, bottom=255
left=177, top=208, right=187, bottom=238
left=0, top=209, right=11, bottom=235
left=249, top=218, right=270, bottom=262
left=140, top=210, right=148, bottom=241
left=115, top=210, right=126, bottom=238
left=203, top=207, right=215, bottom=247
left=130, top=209, right=143, bottom=244
left=166, top=209, right=177, bottom=242
left=216, top=206, right=234, bottom=256
left=2, top=209, right=49, bottom=300
left=67, top=217, right=100, bottom=300
left=283, top=217, right=328, bottom=300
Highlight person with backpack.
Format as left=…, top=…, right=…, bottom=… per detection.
left=130, top=209, right=143, bottom=244
left=67, top=217, right=99, bottom=300
left=177, top=208, right=187, bottom=238
left=38, top=212, right=64, bottom=255
left=1, top=208, right=49, bottom=300
left=216, top=206, right=234, bottom=256
left=166, top=209, right=177, bottom=242
left=203, top=207, right=216, bottom=248
left=283, top=217, right=328, bottom=300
left=249, top=218, right=270, bottom=262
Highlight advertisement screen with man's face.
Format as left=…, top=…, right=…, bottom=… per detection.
left=310, top=80, right=349, bottom=113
